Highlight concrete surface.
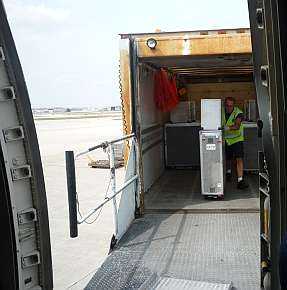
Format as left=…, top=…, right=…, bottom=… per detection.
left=145, top=169, right=259, bottom=212
left=35, top=117, right=124, bottom=290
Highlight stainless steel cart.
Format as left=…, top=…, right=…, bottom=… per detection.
left=200, top=130, right=224, bottom=197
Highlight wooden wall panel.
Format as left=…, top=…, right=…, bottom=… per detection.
left=119, top=39, right=133, bottom=163
left=137, top=33, right=252, bottom=58
left=186, top=82, right=256, bottom=120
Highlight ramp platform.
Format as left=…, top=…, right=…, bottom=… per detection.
left=85, top=213, right=260, bottom=290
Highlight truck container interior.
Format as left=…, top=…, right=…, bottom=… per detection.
left=106, top=51, right=261, bottom=289
left=138, top=53, right=260, bottom=212
left=84, top=30, right=264, bottom=290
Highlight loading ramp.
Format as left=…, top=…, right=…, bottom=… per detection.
left=85, top=213, right=259, bottom=290
left=85, top=171, right=260, bottom=290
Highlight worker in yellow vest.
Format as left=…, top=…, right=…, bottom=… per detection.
left=223, top=97, right=249, bottom=189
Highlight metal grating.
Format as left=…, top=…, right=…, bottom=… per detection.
left=152, top=277, right=232, bottom=290
left=85, top=213, right=260, bottom=290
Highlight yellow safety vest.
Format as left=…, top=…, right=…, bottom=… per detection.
left=222, top=107, right=244, bottom=146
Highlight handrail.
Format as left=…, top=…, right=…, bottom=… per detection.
left=75, top=133, right=135, bottom=159
left=66, top=133, right=137, bottom=238
left=78, top=174, right=138, bottom=224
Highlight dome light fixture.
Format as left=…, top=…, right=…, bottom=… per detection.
left=146, top=38, right=157, bottom=49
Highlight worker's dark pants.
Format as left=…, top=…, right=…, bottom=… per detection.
left=225, top=141, right=244, bottom=160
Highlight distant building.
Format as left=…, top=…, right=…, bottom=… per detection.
left=70, top=107, right=85, bottom=112
left=53, top=107, right=66, bottom=113
left=110, top=106, right=122, bottom=112
left=32, top=106, right=122, bottom=114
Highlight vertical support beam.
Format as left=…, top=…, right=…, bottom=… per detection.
left=129, top=38, right=139, bottom=137
left=129, top=38, right=145, bottom=215
left=65, top=151, right=78, bottom=238
left=109, top=144, right=118, bottom=238
left=134, top=138, right=141, bottom=217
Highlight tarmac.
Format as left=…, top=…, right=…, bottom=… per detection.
left=35, top=116, right=124, bottom=290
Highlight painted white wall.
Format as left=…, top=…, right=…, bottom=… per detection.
left=138, top=65, right=166, bottom=192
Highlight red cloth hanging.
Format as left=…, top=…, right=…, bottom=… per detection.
left=154, top=69, right=179, bottom=112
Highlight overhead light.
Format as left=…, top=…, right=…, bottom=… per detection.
left=146, top=38, right=157, bottom=49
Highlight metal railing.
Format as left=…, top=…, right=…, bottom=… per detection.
left=65, top=133, right=138, bottom=238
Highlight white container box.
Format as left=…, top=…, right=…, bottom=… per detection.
left=170, top=101, right=191, bottom=123
left=199, top=130, right=224, bottom=196
left=201, top=99, right=222, bottom=130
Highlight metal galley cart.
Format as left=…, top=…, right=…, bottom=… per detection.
left=200, top=99, right=224, bottom=197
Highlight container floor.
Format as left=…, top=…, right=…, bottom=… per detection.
left=145, top=169, right=259, bottom=212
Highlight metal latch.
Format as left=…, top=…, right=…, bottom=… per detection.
left=18, top=208, right=37, bottom=224
left=0, top=46, right=5, bottom=61
left=0, top=86, right=16, bottom=101
left=260, top=65, right=269, bottom=87
left=21, top=251, right=40, bottom=268
left=256, top=8, right=264, bottom=29
left=11, top=165, right=32, bottom=181
left=3, top=126, right=24, bottom=142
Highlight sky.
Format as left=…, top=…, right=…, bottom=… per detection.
left=3, top=0, right=250, bottom=108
